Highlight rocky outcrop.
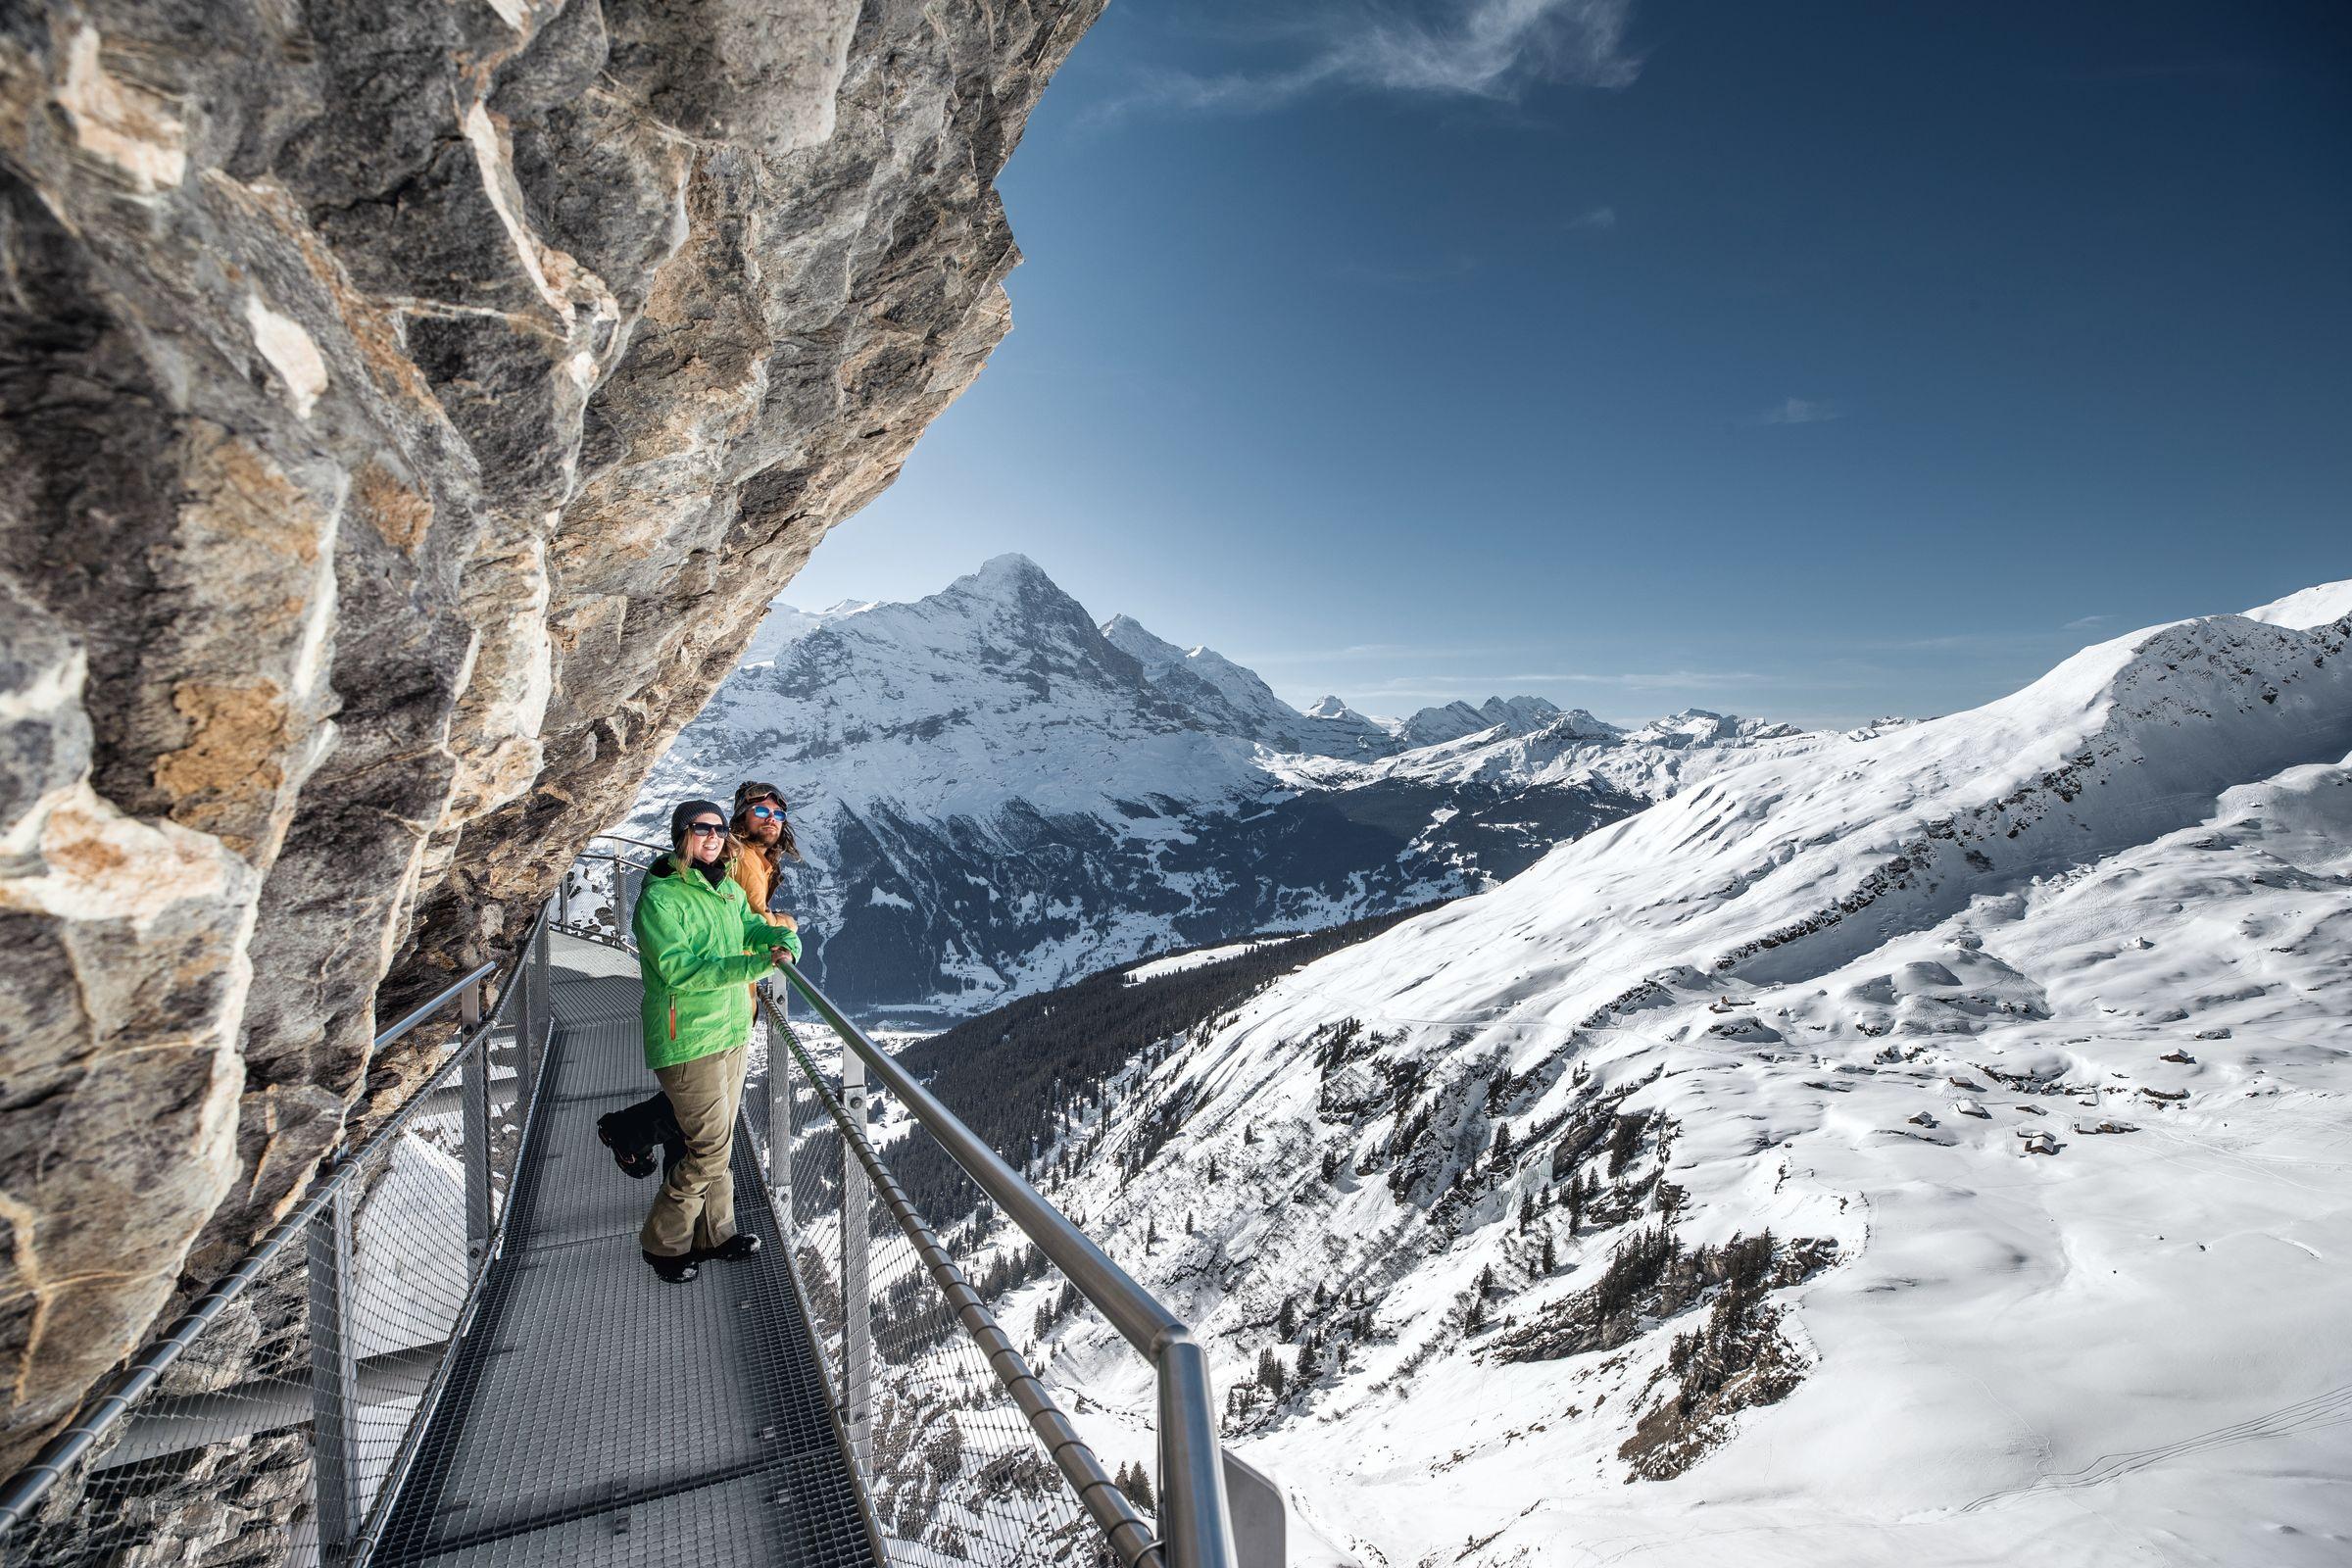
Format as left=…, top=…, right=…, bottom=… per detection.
left=0, top=0, right=1103, bottom=1475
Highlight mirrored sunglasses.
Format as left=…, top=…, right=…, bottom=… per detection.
left=686, top=821, right=727, bottom=837
left=750, top=805, right=785, bottom=821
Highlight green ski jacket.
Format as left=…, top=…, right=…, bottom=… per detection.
left=631, top=855, right=803, bottom=1069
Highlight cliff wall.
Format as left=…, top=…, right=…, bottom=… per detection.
left=0, top=0, right=1102, bottom=1474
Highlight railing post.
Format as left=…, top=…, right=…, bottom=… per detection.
left=513, top=931, right=538, bottom=1109
left=462, top=982, right=492, bottom=1269
left=766, top=981, right=791, bottom=1200
left=525, top=914, right=550, bottom=1087
left=307, top=1180, right=361, bottom=1567
left=840, top=1050, right=873, bottom=1475
left=557, top=873, right=570, bottom=930
left=1157, top=1334, right=1237, bottom=1568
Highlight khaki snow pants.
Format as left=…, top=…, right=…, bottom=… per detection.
left=639, top=1044, right=748, bottom=1258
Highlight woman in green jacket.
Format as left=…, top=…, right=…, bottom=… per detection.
left=631, top=798, right=803, bottom=1283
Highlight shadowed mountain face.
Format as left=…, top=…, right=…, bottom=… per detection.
left=632, top=557, right=1807, bottom=1013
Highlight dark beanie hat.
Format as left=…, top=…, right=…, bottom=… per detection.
left=733, top=780, right=785, bottom=811
left=669, top=798, right=728, bottom=853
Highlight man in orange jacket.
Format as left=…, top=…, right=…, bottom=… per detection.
left=727, top=779, right=802, bottom=933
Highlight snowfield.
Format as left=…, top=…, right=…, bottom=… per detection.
left=1124, top=938, right=1301, bottom=984
left=1011, top=582, right=2352, bottom=1567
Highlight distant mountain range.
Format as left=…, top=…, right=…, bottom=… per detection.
left=629, top=555, right=1809, bottom=1012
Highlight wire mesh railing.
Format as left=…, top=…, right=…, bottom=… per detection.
left=0, top=916, right=557, bottom=1568
left=753, top=1002, right=1144, bottom=1567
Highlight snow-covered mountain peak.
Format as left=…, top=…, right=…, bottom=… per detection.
left=2244, top=574, right=2352, bottom=629
left=965, top=550, right=1057, bottom=594
left=1537, top=707, right=1623, bottom=741
left=1620, top=707, right=1804, bottom=749
left=1098, top=612, right=1181, bottom=671
left=1398, top=694, right=1564, bottom=749
left=1101, top=610, right=1402, bottom=759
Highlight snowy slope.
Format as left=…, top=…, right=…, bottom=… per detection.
left=1012, top=583, right=2352, bottom=1567
left=634, top=556, right=1799, bottom=1012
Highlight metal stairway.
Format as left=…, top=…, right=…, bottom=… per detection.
left=368, top=936, right=878, bottom=1566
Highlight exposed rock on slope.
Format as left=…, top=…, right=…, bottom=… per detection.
left=0, top=0, right=1102, bottom=1473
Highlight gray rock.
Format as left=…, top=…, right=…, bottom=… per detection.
left=0, top=0, right=1102, bottom=1476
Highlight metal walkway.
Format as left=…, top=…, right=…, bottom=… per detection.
left=0, top=856, right=1267, bottom=1568
left=369, top=935, right=879, bottom=1567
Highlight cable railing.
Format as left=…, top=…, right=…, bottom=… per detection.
left=0, top=910, right=558, bottom=1566
left=578, top=835, right=1282, bottom=1568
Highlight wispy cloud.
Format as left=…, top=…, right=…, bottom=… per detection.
left=1096, top=0, right=1642, bottom=120
left=1758, top=396, right=1842, bottom=425
left=1343, top=667, right=1781, bottom=697
left=1567, top=205, right=1618, bottom=230
left=1249, top=641, right=1517, bottom=664
left=2061, top=613, right=2112, bottom=630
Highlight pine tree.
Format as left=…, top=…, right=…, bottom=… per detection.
left=1493, top=1121, right=1514, bottom=1161
left=1320, top=1148, right=1339, bottom=1183
left=1519, top=1192, right=1537, bottom=1230
left=1256, top=1347, right=1287, bottom=1399
left=1541, top=1234, right=1558, bottom=1274
left=1185, top=1210, right=1196, bottom=1235
left=1464, top=1297, right=1487, bottom=1332
left=1278, top=1295, right=1299, bottom=1342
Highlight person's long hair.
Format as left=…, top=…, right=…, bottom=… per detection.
left=732, top=801, right=802, bottom=863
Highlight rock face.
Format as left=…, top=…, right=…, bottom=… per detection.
left=0, top=0, right=1103, bottom=1476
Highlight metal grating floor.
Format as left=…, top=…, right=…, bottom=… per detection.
left=372, top=935, right=880, bottom=1567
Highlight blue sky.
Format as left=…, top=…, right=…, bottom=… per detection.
left=786, top=1, right=2351, bottom=729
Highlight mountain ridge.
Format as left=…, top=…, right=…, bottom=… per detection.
left=631, top=555, right=1811, bottom=1011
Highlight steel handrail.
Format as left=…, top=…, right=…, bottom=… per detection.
left=763, top=996, right=1161, bottom=1568
left=772, top=958, right=1240, bottom=1568
left=0, top=945, right=514, bottom=1536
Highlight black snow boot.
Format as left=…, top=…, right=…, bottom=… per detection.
left=599, top=1093, right=684, bottom=1180
left=597, top=1110, right=658, bottom=1179
left=695, top=1234, right=760, bottom=1263
left=642, top=1250, right=699, bottom=1284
